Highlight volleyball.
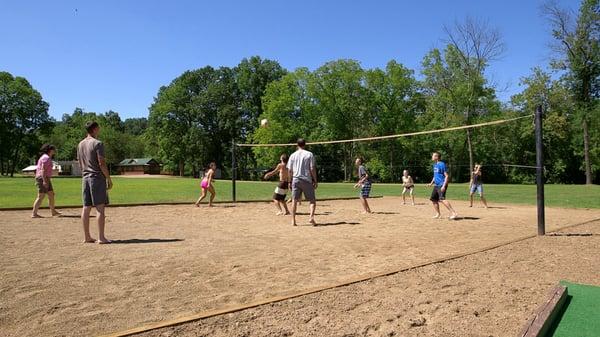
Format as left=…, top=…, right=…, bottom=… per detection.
left=260, top=119, right=269, bottom=128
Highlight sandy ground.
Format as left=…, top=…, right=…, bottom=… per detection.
left=0, top=197, right=598, bottom=337
left=139, top=221, right=600, bottom=337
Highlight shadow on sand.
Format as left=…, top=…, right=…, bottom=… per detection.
left=295, top=212, right=332, bottom=216
left=110, top=238, right=185, bottom=244
left=313, top=221, right=360, bottom=227
left=454, top=216, right=480, bottom=221
left=547, top=233, right=595, bottom=237
left=57, top=214, right=94, bottom=218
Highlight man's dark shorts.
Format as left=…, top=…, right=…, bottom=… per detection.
left=292, top=178, right=316, bottom=203
left=430, top=185, right=447, bottom=202
left=35, top=177, right=53, bottom=193
left=273, top=181, right=289, bottom=201
left=82, top=176, right=109, bottom=206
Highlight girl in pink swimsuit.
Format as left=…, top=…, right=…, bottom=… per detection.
left=31, top=144, right=62, bottom=218
left=195, top=162, right=217, bottom=207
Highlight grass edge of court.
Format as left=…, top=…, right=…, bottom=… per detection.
left=0, top=195, right=384, bottom=211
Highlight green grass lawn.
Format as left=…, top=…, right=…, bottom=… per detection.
left=0, top=176, right=598, bottom=209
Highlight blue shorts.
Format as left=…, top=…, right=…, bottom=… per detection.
left=470, top=184, right=483, bottom=195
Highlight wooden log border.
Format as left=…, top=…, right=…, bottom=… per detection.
left=518, top=285, right=569, bottom=337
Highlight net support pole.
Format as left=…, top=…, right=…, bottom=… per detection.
left=231, top=140, right=237, bottom=203
left=535, top=106, right=545, bottom=235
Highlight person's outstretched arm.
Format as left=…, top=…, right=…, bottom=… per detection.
left=264, top=164, right=280, bottom=179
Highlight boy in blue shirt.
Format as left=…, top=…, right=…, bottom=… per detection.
left=427, top=152, right=458, bottom=220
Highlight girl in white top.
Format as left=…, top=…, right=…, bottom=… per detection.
left=401, top=169, right=415, bottom=206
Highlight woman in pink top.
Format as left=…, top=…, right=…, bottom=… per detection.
left=32, top=144, right=61, bottom=218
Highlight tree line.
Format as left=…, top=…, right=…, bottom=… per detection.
left=1, top=0, right=597, bottom=183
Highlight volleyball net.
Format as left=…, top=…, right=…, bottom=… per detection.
left=236, top=115, right=532, bottom=148
left=231, top=114, right=539, bottom=183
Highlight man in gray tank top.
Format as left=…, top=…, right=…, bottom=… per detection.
left=287, top=138, right=318, bottom=226
left=77, top=121, right=113, bottom=244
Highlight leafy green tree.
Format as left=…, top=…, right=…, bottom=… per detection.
left=252, top=68, right=315, bottom=170
left=43, top=108, right=146, bottom=170
left=364, top=60, right=422, bottom=180
left=544, top=0, right=600, bottom=183
left=255, top=60, right=422, bottom=182
left=0, top=71, right=51, bottom=176
left=421, top=44, right=502, bottom=181
left=511, top=68, right=578, bottom=182
left=236, top=56, right=287, bottom=139
left=309, top=60, right=370, bottom=180
left=123, top=117, right=148, bottom=136
left=148, top=66, right=240, bottom=176
left=235, top=56, right=287, bottom=177
left=438, top=17, right=506, bottom=172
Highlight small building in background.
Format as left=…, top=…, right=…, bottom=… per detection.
left=117, top=158, right=161, bottom=175
left=22, top=161, right=61, bottom=176
left=56, top=160, right=81, bottom=176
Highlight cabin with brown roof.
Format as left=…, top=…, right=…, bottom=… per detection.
left=117, top=158, right=161, bottom=175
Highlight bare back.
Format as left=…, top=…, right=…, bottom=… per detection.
left=278, top=163, right=289, bottom=181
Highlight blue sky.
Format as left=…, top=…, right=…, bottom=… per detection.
left=2, top=0, right=577, bottom=120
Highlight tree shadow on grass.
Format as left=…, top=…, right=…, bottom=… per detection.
left=111, top=238, right=185, bottom=244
